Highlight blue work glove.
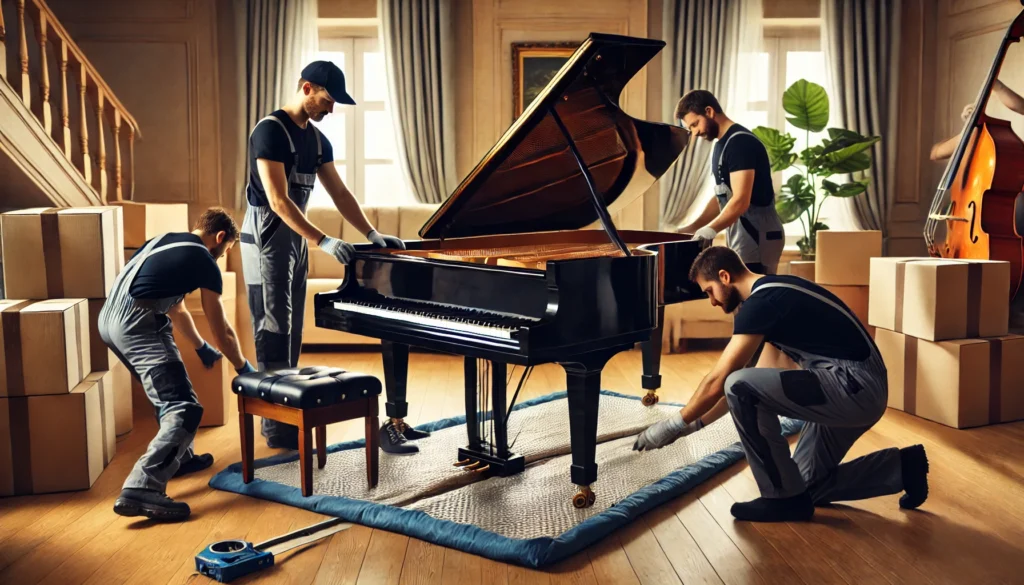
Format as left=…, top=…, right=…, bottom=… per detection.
left=236, top=360, right=256, bottom=375
left=367, top=229, right=406, bottom=250
left=195, top=341, right=223, bottom=368
left=317, top=235, right=356, bottom=263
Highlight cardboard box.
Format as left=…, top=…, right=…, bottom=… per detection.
left=868, top=257, right=1009, bottom=341
left=111, top=201, right=189, bottom=249
left=0, top=299, right=91, bottom=397
left=823, top=284, right=872, bottom=335
left=172, top=295, right=237, bottom=427
left=109, top=352, right=133, bottom=436
left=814, top=230, right=882, bottom=285
left=0, top=370, right=116, bottom=496
left=1, top=207, right=124, bottom=299
left=876, top=328, right=1024, bottom=428
left=184, top=272, right=237, bottom=312
left=788, top=260, right=815, bottom=281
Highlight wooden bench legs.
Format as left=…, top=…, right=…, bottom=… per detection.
left=238, top=394, right=380, bottom=497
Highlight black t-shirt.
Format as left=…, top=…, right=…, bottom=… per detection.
left=128, top=233, right=223, bottom=299
left=732, top=275, right=874, bottom=362
left=245, top=110, right=335, bottom=206
left=711, top=123, right=775, bottom=207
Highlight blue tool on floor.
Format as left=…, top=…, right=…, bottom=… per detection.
left=195, top=517, right=353, bottom=582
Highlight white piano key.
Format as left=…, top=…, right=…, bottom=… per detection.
left=333, top=301, right=518, bottom=339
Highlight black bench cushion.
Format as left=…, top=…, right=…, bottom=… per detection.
left=232, top=366, right=382, bottom=408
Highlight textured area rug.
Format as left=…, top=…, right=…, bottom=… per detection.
left=209, top=390, right=803, bottom=568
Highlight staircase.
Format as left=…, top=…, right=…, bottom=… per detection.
left=0, top=0, right=140, bottom=211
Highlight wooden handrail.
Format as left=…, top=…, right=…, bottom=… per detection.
left=0, top=0, right=142, bottom=203
left=32, top=0, right=141, bottom=139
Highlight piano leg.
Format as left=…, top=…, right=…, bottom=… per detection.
left=562, top=350, right=617, bottom=509
left=492, top=361, right=509, bottom=460
left=464, top=357, right=481, bottom=451
left=382, top=341, right=410, bottom=420
left=639, top=305, right=665, bottom=406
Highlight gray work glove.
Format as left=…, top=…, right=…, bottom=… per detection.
left=367, top=229, right=406, bottom=250
left=692, top=226, right=717, bottom=249
left=633, top=412, right=704, bottom=451
left=317, top=235, right=355, bottom=264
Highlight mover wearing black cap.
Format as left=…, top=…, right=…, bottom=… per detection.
left=239, top=60, right=429, bottom=454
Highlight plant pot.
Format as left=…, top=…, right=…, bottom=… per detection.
left=800, top=251, right=815, bottom=262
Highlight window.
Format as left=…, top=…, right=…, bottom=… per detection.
left=759, top=27, right=854, bottom=237
left=308, top=35, right=413, bottom=208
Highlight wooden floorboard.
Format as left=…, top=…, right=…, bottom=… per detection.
left=3, top=347, right=1023, bottom=585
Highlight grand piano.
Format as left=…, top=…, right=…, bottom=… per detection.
left=314, top=32, right=706, bottom=508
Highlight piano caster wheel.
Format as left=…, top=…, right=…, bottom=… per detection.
left=641, top=392, right=659, bottom=406
left=572, top=486, right=596, bottom=509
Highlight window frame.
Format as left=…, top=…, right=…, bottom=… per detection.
left=311, top=25, right=410, bottom=208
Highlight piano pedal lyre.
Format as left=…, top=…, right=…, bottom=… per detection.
left=641, top=390, right=659, bottom=406
left=453, top=459, right=472, bottom=467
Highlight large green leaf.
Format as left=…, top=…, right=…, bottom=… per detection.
left=752, top=126, right=797, bottom=171
left=783, top=80, right=830, bottom=132
left=822, top=179, right=870, bottom=197
left=776, top=174, right=815, bottom=223
left=827, top=151, right=873, bottom=174
left=821, top=136, right=880, bottom=169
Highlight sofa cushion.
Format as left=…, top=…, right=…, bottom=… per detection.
left=398, top=204, right=441, bottom=240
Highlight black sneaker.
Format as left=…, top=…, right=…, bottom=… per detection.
left=264, top=433, right=299, bottom=450
left=379, top=420, right=418, bottom=455
left=730, top=492, right=814, bottom=522
left=173, top=453, right=214, bottom=477
left=899, top=444, right=929, bottom=509
left=113, top=488, right=191, bottom=521
left=397, top=421, right=431, bottom=441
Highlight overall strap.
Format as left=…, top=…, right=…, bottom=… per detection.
left=252, top=115, right=296, bottom=154
left=715, top=130, right=757, bottom=181
left=750, top=282, right=876, bottom=349
left=311, top=124, right=323, bottom=168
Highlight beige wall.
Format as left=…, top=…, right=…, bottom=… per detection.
left=319, top=0, right=376, bottom=20
left=46, top=0, right=242, bottom=227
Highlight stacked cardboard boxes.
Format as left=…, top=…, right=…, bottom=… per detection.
left=0, top=206, right=126, bottom=494
left=116, top=202, right=235, bottom=427
left=811, top=230, right=882, bottom=335
left=868, top=257, right=1024, bottom=428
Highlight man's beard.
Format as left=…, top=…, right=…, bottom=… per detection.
left=703, top=117, right=719, bottom=141
left=303, top=98, right=328, bottom=121
left=722, top=285, right=742, bottom=313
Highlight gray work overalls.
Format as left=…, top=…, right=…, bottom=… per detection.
left=98, top=233, right=206, bottom=492
left=240, top=115, right=323, bottom=443
left=723, top=282, right=902, bottom=505
left=713, top=131, right=785, bottom=274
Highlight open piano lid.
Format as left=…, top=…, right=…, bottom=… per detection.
left=419, top=32, right=690, bottom=242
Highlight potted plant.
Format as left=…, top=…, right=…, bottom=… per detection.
left=752, top=79, right=881, bottom=260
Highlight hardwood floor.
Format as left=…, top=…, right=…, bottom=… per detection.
left=2, top=346, right=1023, bottom=585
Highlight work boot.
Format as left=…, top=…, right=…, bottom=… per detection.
left=396, top=419, right=431, bottom=441
left=379, top=420, right=418, bottom=454
left=173, top=453, right=214, bottom=477
left=899, top=444, right=929, bottom=509
left=264, top=432, right=299, bottom=450
left=114, top=488, right=191, bottom=521
left=730, top=492, right=814, bottom=522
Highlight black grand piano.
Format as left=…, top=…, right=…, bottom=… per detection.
left=314, top=32, right=705, bottom=508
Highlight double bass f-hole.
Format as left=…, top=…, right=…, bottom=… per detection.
left=968, top=201, right=979, bottom=243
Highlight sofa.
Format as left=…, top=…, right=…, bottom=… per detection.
left=299, top=204, right=754, bottom=353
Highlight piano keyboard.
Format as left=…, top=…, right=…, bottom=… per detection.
left=333, top=297, right=538, bottom=340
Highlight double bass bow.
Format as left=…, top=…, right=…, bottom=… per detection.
left=924, top=6, right=1024, bottom=300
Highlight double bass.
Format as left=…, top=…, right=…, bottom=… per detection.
left=924, top=6, right=1024, bottom=300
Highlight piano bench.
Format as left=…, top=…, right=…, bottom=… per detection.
left=232, top=366, right=381, bottom=497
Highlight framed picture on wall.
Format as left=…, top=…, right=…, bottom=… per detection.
left=512, top=42, right=579, bottom=120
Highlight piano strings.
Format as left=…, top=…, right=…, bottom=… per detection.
left=471, top=360, right=534, bottom=456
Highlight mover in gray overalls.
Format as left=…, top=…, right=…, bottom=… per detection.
left=241, top=60, right=422, bottom=453
left=100, top=208, right=255, bottom=521
left=674, top=90, right=785, bottom=275
left=633, top=246, right=930, bottom=523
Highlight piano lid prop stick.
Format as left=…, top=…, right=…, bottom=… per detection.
left=549, top=105, right=631, bottom=257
